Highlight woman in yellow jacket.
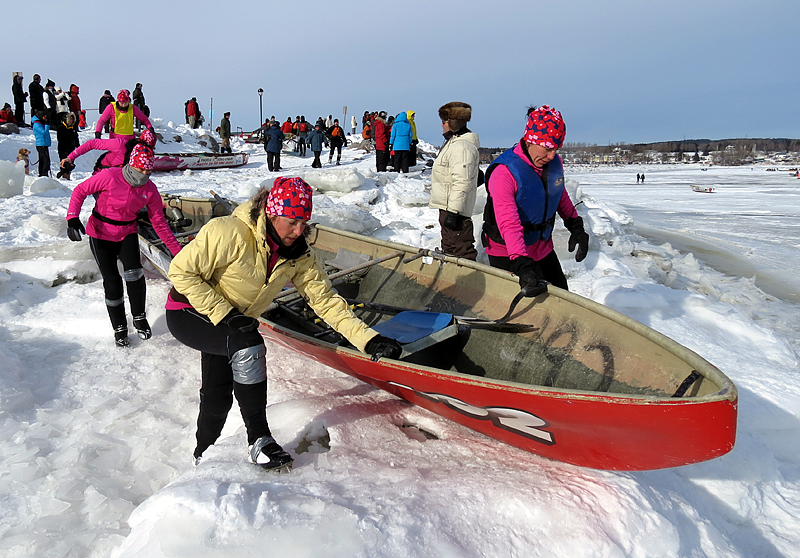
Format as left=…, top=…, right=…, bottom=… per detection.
left=166, top=177, right=401, bottom=471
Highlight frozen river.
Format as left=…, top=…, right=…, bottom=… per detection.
left=568, top=165, right=800, bottom=304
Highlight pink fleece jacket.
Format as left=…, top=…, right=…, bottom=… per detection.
left=66, top=167, right=181, bottom=255
left=67, top=137, right=128, bottom=168
left=95, top=104, right=152, bottom=140
left=484, top=144, right=577, bottom=261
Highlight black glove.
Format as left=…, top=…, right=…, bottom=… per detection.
left=365, top=334, right=402, bottom=361
left=564, top=216, right=589, bottom=263
left=441, top=211, right=462, bottom=231
left=67, top=218, right=85, bottom=242
left=510, top=256, right=548, bottom=297
left=222, top=309, right=259, bottom=332
left=95, top=131, right=102, bottom=139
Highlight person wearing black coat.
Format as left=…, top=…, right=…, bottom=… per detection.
left=56, top=113, right=80, bottom=179
left=98, top=90, right=114, bottom=133
left=12, top=74, right=28, bottom=125
left=28, top=74, right=44, bottom=117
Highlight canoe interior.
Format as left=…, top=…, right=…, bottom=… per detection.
left=141, top=195, right=736, bottom=403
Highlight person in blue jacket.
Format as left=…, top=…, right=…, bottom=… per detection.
left=307, top=123, right=327, bottom=168
left=389, top=111, right=413, bottom=173
left=32, top=110, right=52, bottom=177
left=263, top=121, right=285, bottom=172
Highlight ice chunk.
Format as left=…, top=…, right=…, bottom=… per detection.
left=29, top=177, right=62, bottom=194
left=304, top=168, right=365, bottom=193
left=27, top=214, right=67, bottom=236
left=0, top=159, right=25, bottom=198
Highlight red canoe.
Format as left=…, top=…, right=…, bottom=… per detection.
left=139, top=196, right=738, bottom=471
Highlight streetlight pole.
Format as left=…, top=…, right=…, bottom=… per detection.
left=258, top=88, right=264, bottom=130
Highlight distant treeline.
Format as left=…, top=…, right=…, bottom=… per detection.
left=562, top=138, right=800, bottom=155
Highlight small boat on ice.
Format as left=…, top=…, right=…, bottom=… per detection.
left=691, top=185, right=715, bottom=193
left=153, top=152, right=249, bottom=172
left=138, top=194, right=738, bottom=471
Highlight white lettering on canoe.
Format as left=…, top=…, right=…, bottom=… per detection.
left=388, top=382, right=555, bottom=445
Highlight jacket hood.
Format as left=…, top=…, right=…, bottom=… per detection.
left=395, top=112, right=408, bottom=123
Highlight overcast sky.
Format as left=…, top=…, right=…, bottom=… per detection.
left=4, top=0, right=798, bottom=148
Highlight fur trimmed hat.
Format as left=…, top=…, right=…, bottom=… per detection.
left=438, top=102, right=472, bottom=123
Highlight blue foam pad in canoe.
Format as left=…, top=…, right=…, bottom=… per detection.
left=372, top=311, right=455, bottom=344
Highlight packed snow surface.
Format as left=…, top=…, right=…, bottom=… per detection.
left=1, top=122, right=799, bottom=557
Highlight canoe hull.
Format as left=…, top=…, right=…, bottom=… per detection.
left=153, top=152, right=249, bottom=171
left=259, top=318, right=736, bottom=471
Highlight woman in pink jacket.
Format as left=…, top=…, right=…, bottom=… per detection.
left=95, top=89, right=152, bottom=141
left=66, top=143, right=181, bottom=347
left=61, top=129, right=157, bottom=175
left=481, top=106, right=589, bottom=296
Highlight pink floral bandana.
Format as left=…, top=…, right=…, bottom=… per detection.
left=129, top=144, right=154, bottom=170
left=266, top=177, right=313, bottom=220
left=523, top=105, right=566, bottom=149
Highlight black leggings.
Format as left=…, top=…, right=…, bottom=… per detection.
left=166, top=307, right=270, bottom=457
left=488, top=249, right=569, bottom=291
left=37, top=146, right=50, bottom=177
left=89, top=234, right=146, bottom=326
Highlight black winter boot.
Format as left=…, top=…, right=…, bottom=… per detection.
left=107, top=302, right=129, bottom=347
left=133, top=314, right=152, bottom=340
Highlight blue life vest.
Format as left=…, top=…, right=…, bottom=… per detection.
left=482, top=146, right=565, bottom=245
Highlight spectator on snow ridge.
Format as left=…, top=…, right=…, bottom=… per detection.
left=96, top=89, right=153, bottom=141
left=98, top=90, right=114, bottom=133
left=12, top=74, right=28, bottom=125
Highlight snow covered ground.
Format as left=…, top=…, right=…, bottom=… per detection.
left=1, top=122, right=799, bottom=558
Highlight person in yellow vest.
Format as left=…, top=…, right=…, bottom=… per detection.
left=95, top=89, right=153, bottom=141
left=406, top=110, right=419, bottom=164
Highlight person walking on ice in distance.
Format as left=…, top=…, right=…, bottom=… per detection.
left=65, top=142, right=182, bottom=347
left=165, top=177, right=401, bottom=471
left=481, top=105, right=589, bottom=296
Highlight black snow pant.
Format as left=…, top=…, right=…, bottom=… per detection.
left=439, top=210, right=478, bottom=261
left=89, top=234, right=147, bottom=331
left=297, top=136, right=306, bottom=156
left=166, top=306, right=271, bottom=458
left=487, top=249, right=569, bottom=291
left=394, top=150, right=410, bottom=173
left=312, top=151, right=322, bottom=168
left=329, top=144, right=342, bottom=163
left=376, top=149, right=389, bottom=172
left=15, top=102, right=25, bottom=125
left=267, top=151, right=281, bottom=171
left=37, top=146, right=51, bottom=177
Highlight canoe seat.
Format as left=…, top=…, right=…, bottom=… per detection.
left=325, top=248, right=371, bottom=276
left=372, top=311, right=459, bottom=359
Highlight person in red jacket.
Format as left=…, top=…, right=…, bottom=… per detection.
left=373, top=111, right=390, bottom=171
left=187, top=98, right=200, bottom=128
left=0, top=103, right=16, bottom=123
left=280, top=117, right=294, bottom=134
left=68, top=84, right=81, bottom=121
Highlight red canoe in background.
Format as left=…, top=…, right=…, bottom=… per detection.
left=139, top=197, right=738, bottom=471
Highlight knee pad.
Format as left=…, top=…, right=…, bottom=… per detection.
left=124, top=268, right=144, bottom=282
left=229, top=344, right=267, bottom=385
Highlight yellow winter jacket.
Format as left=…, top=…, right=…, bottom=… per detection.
left=168, top=200, right=378, bottom=352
